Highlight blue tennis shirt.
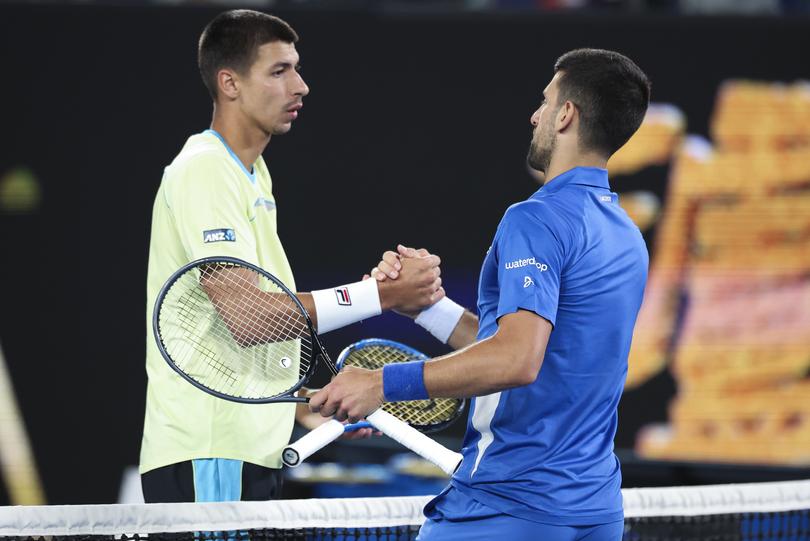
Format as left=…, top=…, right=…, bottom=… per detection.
left=449, top=167, right=648, bottom=525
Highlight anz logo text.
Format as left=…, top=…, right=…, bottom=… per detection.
left=203, top=228, right=236, bottom=243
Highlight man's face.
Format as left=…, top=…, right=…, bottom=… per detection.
left=238, top=41, right=309, bottom=136
left=527, top=71, right=564, bottom=177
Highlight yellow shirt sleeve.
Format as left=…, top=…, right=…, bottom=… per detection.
left=166, top=152, right=258, bottom=264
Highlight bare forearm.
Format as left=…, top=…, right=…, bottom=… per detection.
left=446, top=311, right=479, bottom=350
left=424, top=337, right=533, bottom=398
left=297, top=292, right=317, bottom=328
left=423, top=310, right=551, bottom=398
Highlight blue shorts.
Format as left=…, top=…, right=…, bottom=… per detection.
left=417, top=486, right=624, bottom=541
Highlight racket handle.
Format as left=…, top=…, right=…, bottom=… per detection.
left=282, top=420, right=345, bottom=467
left=367, top=409, right=462, bottom=476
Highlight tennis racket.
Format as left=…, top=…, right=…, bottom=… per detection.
left=282, top=339, right=464, bottom=471
left=153, top=256, right=461, bottom=474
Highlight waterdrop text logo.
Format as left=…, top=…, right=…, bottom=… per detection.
left=504, top=257, right=548, bottom=272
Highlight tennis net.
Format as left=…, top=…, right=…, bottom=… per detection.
left=0, top=480, right=808, bottom=540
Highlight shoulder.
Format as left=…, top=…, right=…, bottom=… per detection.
left=163, top=137, right=238, bottom=195
left=499, top=198, right=568, bottom=234
left=167, top=142, right=227, bottom=179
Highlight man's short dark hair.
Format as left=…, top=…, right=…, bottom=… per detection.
left=553, top=49, right=651, bottom=156
left=198, top=10, right=299, bottom=100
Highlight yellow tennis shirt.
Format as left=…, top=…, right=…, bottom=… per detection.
left=139, top=130, right=297, bottom=474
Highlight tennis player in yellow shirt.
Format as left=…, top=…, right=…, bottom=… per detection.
left=139, top=9, right=444, bottom=503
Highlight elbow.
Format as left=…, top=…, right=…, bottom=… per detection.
left=513, top=364, right=541, bottom=387
left=506, top=353, right=543, bottom=387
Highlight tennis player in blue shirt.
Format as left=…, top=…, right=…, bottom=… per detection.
left=310, top=48, right=651, bottom=540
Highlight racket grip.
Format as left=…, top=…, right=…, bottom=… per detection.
left=367, top=409, right=462, bottom=476
left=282, top=420, right=345, bottom=467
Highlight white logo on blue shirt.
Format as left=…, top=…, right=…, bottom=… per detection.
left=523, top=276, right=534, bottom=288
left=505, top=257, right=548, bottom=272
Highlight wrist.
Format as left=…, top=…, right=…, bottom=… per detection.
left=415, top=297, right=465, bottom=343
left=311, top=279, right=382, bottom=333
left=376, top=279, right=393, bottom=312
left=383, top=360, right=429, bottom=402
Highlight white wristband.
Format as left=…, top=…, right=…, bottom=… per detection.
left=415, top=297, right=465, bottom=344
left=311, top=278, right=382, bottom=333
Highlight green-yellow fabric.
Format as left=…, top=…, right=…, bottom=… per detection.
left=140, top=131, right=296, bottom=474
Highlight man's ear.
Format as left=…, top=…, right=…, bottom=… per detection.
left=556, top=100, right=576, bottom=132
left=217, top=68, right=240, bottom=100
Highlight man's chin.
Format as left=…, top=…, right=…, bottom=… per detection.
left=272, top=123, right=293, bottom=135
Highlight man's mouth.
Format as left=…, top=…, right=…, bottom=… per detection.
left=286, top=103, right=303, bottom=120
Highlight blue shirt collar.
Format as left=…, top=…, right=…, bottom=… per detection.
left=532, top=167, right=610, bottom=198
left=204, top=129, right=256, bottom=184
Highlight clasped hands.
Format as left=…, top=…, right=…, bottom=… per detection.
left=309, top=244, right=441, bottom=423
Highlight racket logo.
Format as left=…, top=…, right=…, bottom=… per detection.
left=334, top=287, right=352, bottom=306
left=279, top=357, right=292, bottom=369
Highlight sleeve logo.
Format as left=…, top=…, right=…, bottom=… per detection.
left=505, top=257, right=548, bottom=272
left=335, top=287, right=352, bottom=306
left=203, top=228, right=236, bottom=243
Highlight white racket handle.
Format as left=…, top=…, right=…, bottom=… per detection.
left=282, top=419, right=345, bottom=467
left=282, top=409, right=463, bottom=476
left=367, top=409, right=462, bottom=475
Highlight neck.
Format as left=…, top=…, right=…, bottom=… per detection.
left=544, top=148, right=607, bottom=185
left=210, top=105, right=271, bottom=171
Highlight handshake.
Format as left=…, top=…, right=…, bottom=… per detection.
left=368, top=244, right=445, bottom=318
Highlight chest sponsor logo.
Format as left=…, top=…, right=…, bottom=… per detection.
left=335, top=287, right=352, bottom=306
left=523, top=276, right=534, bottom=288
left=504, top=257, right=548, bottom=272
left=254, top=197, right=276, bottom=211
left=203, top=228, right=236, bottom=243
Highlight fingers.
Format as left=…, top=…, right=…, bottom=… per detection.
left=397, top=244, right=417, bottom=258
left=308, top=388, right=328, bottom=414
left=430, top=286, right=446, bottom=303
left=383, top=251, right=401, bottom=270
left=369, top=267, right=387, bottom=282
left=378, top=261, right=399, bottom=280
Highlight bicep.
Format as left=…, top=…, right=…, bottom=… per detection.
left=494, top=309, right=552, bottom=380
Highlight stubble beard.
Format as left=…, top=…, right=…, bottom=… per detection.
left=526, top=126, right=556, bottom=183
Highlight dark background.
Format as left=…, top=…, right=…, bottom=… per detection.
left=1, top=3, right=809, bottom=503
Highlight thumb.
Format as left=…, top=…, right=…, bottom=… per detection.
left=397, top=244, right=418, bottom=258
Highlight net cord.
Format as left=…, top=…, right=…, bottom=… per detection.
left=2, top=480, right=810, bottom=536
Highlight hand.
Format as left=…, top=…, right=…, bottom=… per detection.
left=309, top=366, right=384, bottom=423
left=371, top=245, right=446, bottom=317
left=367, top=244, right=428, bottom=282
left=295, top=388, right=378, bottom=439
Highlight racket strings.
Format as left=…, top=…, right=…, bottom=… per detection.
left=200, top=266, right=310, bottom=348
left=343, top=346, right=461, bottom=429
left=158, top=261, right=314, bottom=399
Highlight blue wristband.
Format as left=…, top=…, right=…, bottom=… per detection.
left=383, top=360, right=429, bottom=402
